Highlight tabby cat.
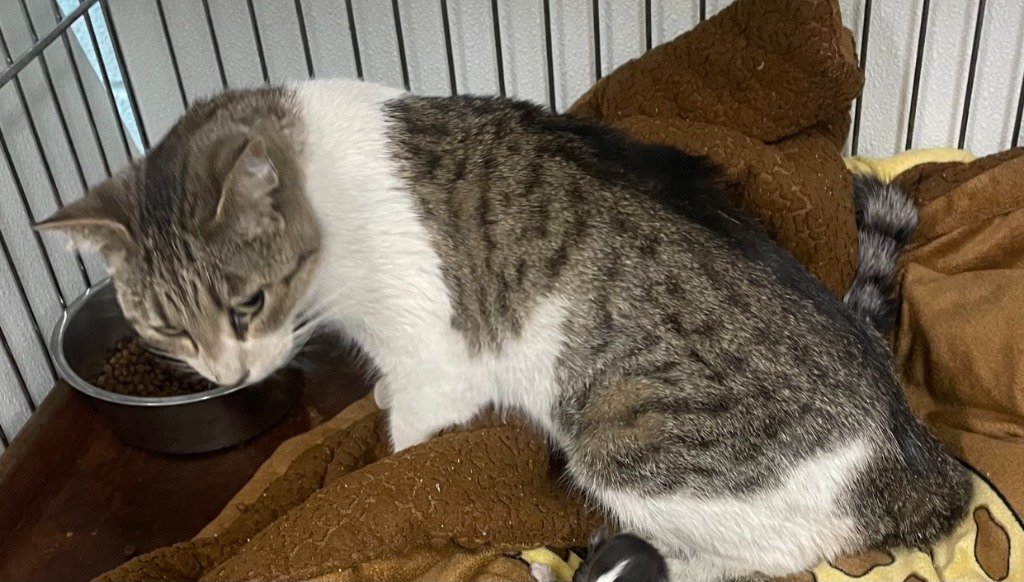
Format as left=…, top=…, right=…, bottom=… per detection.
left=38, top=79, right=971, bottom=582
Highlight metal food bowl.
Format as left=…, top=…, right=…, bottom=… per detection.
left=51, top=278, right=302, bottom=455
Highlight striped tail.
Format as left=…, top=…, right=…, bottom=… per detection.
left=842, top=173, right=919, bottom=333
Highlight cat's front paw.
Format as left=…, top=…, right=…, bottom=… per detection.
left=387, top=418, right=433, bottom=453
left=383, top=382, right=487, bottom=453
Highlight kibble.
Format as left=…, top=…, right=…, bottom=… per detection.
left=91, top=337, right=215, bottom=397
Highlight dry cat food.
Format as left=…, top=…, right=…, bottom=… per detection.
left=92, top=337, right=215, bottom=397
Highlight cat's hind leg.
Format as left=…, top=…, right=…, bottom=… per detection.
left=662, top=554, right=749, bottom=582
left=564, top=375, right=867, bottom=582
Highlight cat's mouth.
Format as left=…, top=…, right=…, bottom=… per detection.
left=135, top=312, right=320, bottom=388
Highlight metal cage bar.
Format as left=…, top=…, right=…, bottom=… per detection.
left=0, top=319, right=36, bottom=414
left=542, top=0, right=556, bottom=111
left=101, top=0, right=150, bottom=149
left=0, top=225, right=54, bottom=409
left=82, top=3, right=134, bottom=160
left=202, top=0, right=228, bottom=89
left=0, top=411, right=9, bottom=447
left=245, top=0, right=269, bottom=84
left=0, top=0, right=99, bottom=87
left=440, top=0, right=457, bottom=96
left=491, top=0, right=506, bottom=97
left=958, top=0, right=986, bottom=150
left=849, top=0, right=872, bottom=156
left=592, top=0, right=602, bottom=81
left=391, top=0, right=410, bottom=91
left=49, top=0, right=112, bottom=177
left=345, top=0, right=364, bottom=80
left=0, top=127, right=66, bottom=316
left=15, top=0, right=97, bottom=197
left=0, top=0, right=110, bottom=427
left=1013, top=71, right=1024, bottom=148
left=294, top=0, right=314, bottom=79
left=644, top=0, right=652, bottom=52
left=905, top=0, right=930, bottom=151
left=0, top=15, right=91, bottom=292
left=154, top=0, right=188, bottom=108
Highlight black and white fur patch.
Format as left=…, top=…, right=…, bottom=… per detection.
left=530, top=526, right=668, bottom=582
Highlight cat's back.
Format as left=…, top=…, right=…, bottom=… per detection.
left=381, top=93, right=884, bottom=379
left=383, top=93, right=827, bottom=297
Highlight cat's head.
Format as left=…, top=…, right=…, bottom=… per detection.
left=37, top=91, right=322, bottom=387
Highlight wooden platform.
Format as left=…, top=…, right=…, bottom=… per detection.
left=0, top=340, right=370, bottom=582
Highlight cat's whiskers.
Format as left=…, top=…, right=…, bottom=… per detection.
left=290, top=296, right=346, bottom=342
left=140, top=342, right=198, bottom=376
left=295, top=290, right=347, bottom=324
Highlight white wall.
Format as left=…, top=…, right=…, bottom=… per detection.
left=1, top=0, right=1022, bottom=449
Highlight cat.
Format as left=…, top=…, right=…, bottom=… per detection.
left=37, top=78, right=971, bottom=582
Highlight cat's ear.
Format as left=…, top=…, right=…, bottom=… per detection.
left=34, top=177, right=135, bottom=270
left=212, top=134, right=283, bottom=238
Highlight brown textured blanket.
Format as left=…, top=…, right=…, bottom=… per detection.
left=895, top=150, right=1024, bottom=514
left=98, top=0, right=1023, bottom=580
left=568, top=0, right=863, bottom=297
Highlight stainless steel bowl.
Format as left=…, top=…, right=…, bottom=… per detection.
left=51, top=278, right=302, bottom=454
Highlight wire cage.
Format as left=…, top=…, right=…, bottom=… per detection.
left=0, top=0, right=1022, bottom=452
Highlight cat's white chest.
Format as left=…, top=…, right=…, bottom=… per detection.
left=294, top=81, right=568, bottom=449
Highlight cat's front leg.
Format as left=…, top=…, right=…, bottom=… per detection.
left=384, top=380, right=486, bottom=452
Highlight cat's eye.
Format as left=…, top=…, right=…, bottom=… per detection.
left=229, top=290, right=265, bottom=338
left=233, top=290, right=265, bottom=315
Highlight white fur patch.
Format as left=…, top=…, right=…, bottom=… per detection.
left=369, top=294, right=569, bottom=452
left=292, top=79, right=569, bottom=451
left=530, top=563, right=558, bottom=582
left=588, top=440, right=872, bottom=582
